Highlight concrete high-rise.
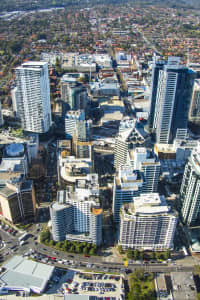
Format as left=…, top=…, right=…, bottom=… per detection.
left=0, top=101, right=3, bottom=127
left=112, top=148, right=160, bottom=223
left=61, top=74, right=88, bottom=110
left=112, top=166, right=143, bottom=223
left=180, top=147, right=200, bottom=226
left=119, top=194, right=177, bottom=250
left=114, top=129, right=131, bottom=170
left=50, top=174, right=102, bottom=245
left=16, top=62, right=52, bottom=133
left=132, top=147, right=160, bottom=193
left=0, top=177, right=36, bottom=224
left=148, top=56, right=165, bottom=132
left=149, top=57, right=195, bottom=144
left=189, top=79, right=200, bottom=126
left=65, top=110, right=85, bottom=140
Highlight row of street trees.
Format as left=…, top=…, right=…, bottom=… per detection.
left=40, top=230, right=97, bottom=255
left=118, top=245, right=171, bottom=261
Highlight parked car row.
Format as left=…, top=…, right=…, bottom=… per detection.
left=0, top=222, right=17, bottom=236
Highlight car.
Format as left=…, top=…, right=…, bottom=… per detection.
left=68, top=255, right=74, bottom=258
left=84, top=255, right=90, bottom=258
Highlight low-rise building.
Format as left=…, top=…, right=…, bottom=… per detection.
left=0, top=176, right=36, bottom=224
left=90, top=82, right=120, bottom=97
left=0, top=255, right=54, bottom=294
left=171, top=272, right=197, bottom=300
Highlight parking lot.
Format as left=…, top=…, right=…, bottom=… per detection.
left=64, top=271, right=124, bottom=298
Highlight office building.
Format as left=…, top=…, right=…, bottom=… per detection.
left=0, top=177, right=36, bottom=224
left=61, top=73, right=88, bottom=110
left=65, top=110, right=85, bottom=140
left=119, top=193, right=177, bottom=250
left=73, top=120, right=92, bottom=159
left=180, top=147, right=200, bottom=225
left=50, top=174, right=102, bottom=245
left=112, top=166, right=143, bottom=223
left=16, top=61, right=52, bottom=133
left=149, top=57, right=195, bottom=144
left=189, top=79, right=200, bottom=125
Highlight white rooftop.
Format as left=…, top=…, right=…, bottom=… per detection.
left=0, top=256, right=54, bottom=294
left=132, top=193, right=170, bottom=214
left=22, top=61, right=47, bottom=66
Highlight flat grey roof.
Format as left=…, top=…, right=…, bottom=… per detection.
left=65, top=295, right=90, bottom=300
left=0, top=256, right=54, bottom=293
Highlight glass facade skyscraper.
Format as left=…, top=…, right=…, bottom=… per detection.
left=149, top=57, right=195, bottom=144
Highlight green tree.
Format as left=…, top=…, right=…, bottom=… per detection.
left=118, top=245, right=124, bottom=254
left=55, top=242, right=62, bottom=250
left=139, top=250, right=144, bottom=260
left=69, top=245, right=75, bottom=252
left=40, top=230, right=50, bottom=243
left=150, top=252, right=156, bottom=260
left=127, top=248, right=133, bottom=259
left=75, top=244, right=82, bottom=254
left=89, top=248, right=95, bottom=255
left=133, top=249, right=139, bottom=260
left=49, top=240, right=54, bottom=246
left=83, top=247, right=89, bottom=254
left=155, top=252, right=160, bottom=261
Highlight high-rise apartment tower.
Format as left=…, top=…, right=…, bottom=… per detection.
left=149, top=57, right=195, bottom=144
left=180, top=147, right=200, bottom=226
left=16, top=61, right=52, bottom=133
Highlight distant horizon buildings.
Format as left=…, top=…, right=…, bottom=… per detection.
left=148, top=56, right=195, bottom=144
left=15, top=61, right=52, bottom=134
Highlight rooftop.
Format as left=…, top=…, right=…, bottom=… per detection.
left=0, top=186, right=15, bottom=198
left=0, top=256, right=54, bottom=294
left=20, top=61, right=47, bottom=68
left=91, top=208, right=102, bottom=215
left=122, top=193, right=172, bottom=216
left=171, top=272, right=197, bottom=300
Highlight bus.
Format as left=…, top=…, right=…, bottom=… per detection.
left=182, top=246, right=189, bottom=256
left=18, top=233, right=29, bottom=242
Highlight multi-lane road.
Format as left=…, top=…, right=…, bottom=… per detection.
left=0, top=226, right=196, bottom=278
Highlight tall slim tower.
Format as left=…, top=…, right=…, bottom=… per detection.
left=16, top=61, right=52, bottom=133
left=189, top=79, right=200, bottom=126
left=0, top=101, right=4, bottom=127
left=148, top=56, right=165, bottom=132
left=180, top=147, right=200, bottom=226
left=149, top=57, right=195, bottom=144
